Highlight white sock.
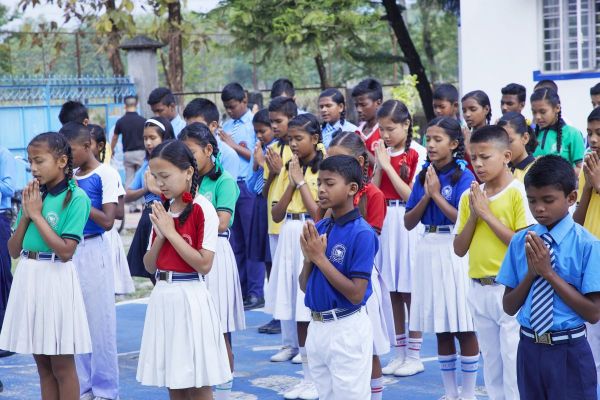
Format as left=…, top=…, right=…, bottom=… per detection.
left=407, top=337, right=422, bottom=360
left=215, top=379, right=233, bottom=400
left=460, top=355, right=479, bottom=400
left=370, top=377, right=383, bottom=400
left=300, top=347, right=311, bottom=382
left=395, top=333, right=407, bottom=359
left=438, top=354, right=459, bottom=398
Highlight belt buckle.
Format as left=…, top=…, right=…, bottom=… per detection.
left=427, top=226, right=437, bottom=233
left=311, top=311, right=324, bottom=322
left=480, top=277, right=495, bottom=286
left=534, top=332, right=553, bottom=345
left=158, top=271, right=173, bottom=283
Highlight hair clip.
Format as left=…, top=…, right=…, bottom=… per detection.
left=455, top=159, right=468, bottom=171
left=182, top=192, right=194, bottom=203
left=67, top=178, right=77, bottom=192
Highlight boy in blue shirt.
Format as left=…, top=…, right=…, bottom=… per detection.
left=299, top=155, right=378, bottom=400
left=497, top=155, right=600, bottom=400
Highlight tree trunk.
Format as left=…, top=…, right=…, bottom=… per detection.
left=419, top=1, right=437, bottom=83
left=382, top=0, right=434, bottom=121
left=314, top=52, right=330, bottom=89
left=105, top=0, right=125, bottom=76
left=167, top=0, right=184, bottom=106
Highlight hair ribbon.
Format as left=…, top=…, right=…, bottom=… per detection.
left=146, top=118, right=166, bottom=131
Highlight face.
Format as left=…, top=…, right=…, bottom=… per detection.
left=531, top=99, right=560, bottom=129
left=591, top=95, right=600, bottom=109
left=462, top=98, right=489, bottom=129
left=587, top=120, right=600, bottom=154
left=353, top=94, right=381, bottom=122
left=469, top=141, right=511, bottom=182
left=151, top=102, right=177, bottom=120
left=27, top=143, right=67, bottom=187
left=288, top=127, right=318, bottom=160
left=182, top=139, right=212, bottom=175
left=143, top=127, right=163, bottom=156
left=378, top=116, right=410, bottom=149
left=269, top=111, right=290, bottom=140
left=254, top=122, right=274, bottom=145
left=433, top=99, right=457, bottom=118
left=526, top=185, right=576, bottom=227
left=319, top=96, right=343, bottom=123
left=505, top=124, right=529, bottom=163
left=67, top=139, right=91, bottom=169
left=223, top=98, right=248, bottom=120
left=149, top=157, right=193, bottom=200
left=425, top=126, right=458, bottom=165
left=500, top=94, right=524, bottom=114
left=317, top=169, right=358, bottom=210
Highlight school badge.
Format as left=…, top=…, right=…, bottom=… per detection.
left=330, top=243, right=346, bottom=263
left=442, top=185, right=453, bottom=201
left=46, top=212, right=59, bottom=228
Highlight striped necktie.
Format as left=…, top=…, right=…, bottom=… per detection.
left=530, top=232, right=556, bottom=334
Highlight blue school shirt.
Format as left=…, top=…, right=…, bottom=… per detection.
left=129, top=160, right=161, bottom=204
left=406, top=162, right=475, bottom=225
left=217, top=137, right=240, bottom=179
left=171, top=114, right=186, bottom=137
left=0, top=146, right=15, bottom=211
left=497, top=214, right=600, bottom=331
left=75, top=163, right=120, bottom=235
left=322, top=120, right=359, bottom=148
left=304, top=208, right=378, bottom=312
left=222, top=109, right=256, bottom=181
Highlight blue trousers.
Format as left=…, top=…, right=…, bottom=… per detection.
left=517, top=330, right=597, bottom=400
left=231, top=181, right=265, bottom=298
left=0, top=213, right=13, bottom=329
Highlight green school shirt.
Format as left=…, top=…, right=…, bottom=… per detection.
left=14, top=181, right=91, bottom=252
left=533, top=124, right=585, bottom=166
left=198, top=168, right=240, bottom=228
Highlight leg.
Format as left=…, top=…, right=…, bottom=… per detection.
left=305, top=322, right=333, bottom=400
left=34, top=354, right=59, bottom=400
left=371, top=356, right=384, bottom=400
left=498, top=297, right=520, bottom=400
left=123, top=152, right=139, bottom=211
left=437, top=333, right=459, bottom=399
left=394, top=292, right=424, bottom=376
left=237, top=184, right=265, bottom=301
left=456, top=332, right=480, bottom=400
left=168, top=389, right=189, bottom=400
left=390, top=292, right=406, bottom=335
left=382, top=292, right=407, bottom=374
left=50, top=355, right=80, bottom=400
left=188, top=387, right=214, bottom=400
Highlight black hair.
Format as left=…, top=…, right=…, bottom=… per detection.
left=470, top=125, right=510, bottom=149
left=59, top=121, right=92, bottom=144
left=29, top=132, right=74, bottom=208
left=147, top=87, right=176, bottom=106
left=588, top=107, right=600, bottom=122
left=287, top=113, right=323, bottom=173
left=377, top=99, right=413, bottom=181
left=351, top=78, right=383, bottom=101
left=418, top=116, right=466, bottom=186
left=124, top=95, right=138, bottom=107
left=58, top=101, right=89, bottom=125
left=183, top=98, right=219, bottom=125
left=271, top=78, right=295, bottom=98
left=501, top=83, right=527, bottom=103
left=497, top=112, right=538, bottom=155
left=88, top=123, right=107, bottom=163
left=268, top=96, right=298, bottom=119
left=534, top=79, right=558, bottom=92
left=253, top=109, right=271, bottom=126
left=530, top=88, right=564, bottom=152
left=145, top=116, right=175, bottom=141
left=149, top=140, right=200, bottom=225
left=319, top=155, right=363, bottom=190
left=221, top=82, right=246, bottom=103
left=433, top=83, right=459, bottom=103
left=248, top=91, right=264, bottom=110
left=178, top=122, right=221, bottom=181
left=462, top=90, right=492, bottom=125
left=524, top=154, right=576, bottom=196
left=319, top=88, right=347, bottom=125
left=590, top=83, right=600, bottom=96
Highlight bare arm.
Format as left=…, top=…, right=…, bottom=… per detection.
left=404, top=195, right=430, bottom=231
left=271, top=183, right=295, bottom=223
left=217, top=211, right=232, bottom=234
left=124, top=188, right=146, bottom=203
left=7, top=216, right=29, bottom=259
left=110, top=133, right=119, bottom=154
left=89, top=203, right=117, bottom=231
left=454, top=214, right=477, bottom=257
left=299, top=258, right=314, bottom=293
left=298, top=184, right=320, bottom=221
left=143, top=235, right=165, bottom=274
left=573, top=186, right=592, bottom=225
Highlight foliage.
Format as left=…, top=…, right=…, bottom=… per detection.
left=390, top=74, right=422, bottom=136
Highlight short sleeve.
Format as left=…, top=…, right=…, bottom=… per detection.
left=61, top=193, right=91, bottom=242
left=406, top=179, right=424, bottom=211
left=129, top=167, right=144, bottom=190
left=454, top=191, right=471, bottom=234
left=113, top=168, right=125, bottom=196
left=514, top=184, right=536, bottom=229
left=215, top=176, right=239, bottom=214
left=496, top=233, right=522, bottom=289
left=348, top=229, right=377, bottom=280
left=568, top=126, right=585, bottom=166
left=100, top=166, right=120, bottom=204
left=114, top=119, right=122, bottom=136
left=578, top=170, right=586, bottom=202
left=219, top=143, right=240, bottom=179
left=581, top=240, right=600, bottom=294
left=195, top=197, right=218, bottom=253
left=454, top=170, right=475, bottom=208
left=365, top=188, right=386, bottom=233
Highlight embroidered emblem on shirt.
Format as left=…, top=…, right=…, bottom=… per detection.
left=46, top=212, right=59, bottom=228
left=182, top=234, right=193, bottom=246
left=442, top=185, right=453, bottom=201
left=330, top=243, right=346, bottom=263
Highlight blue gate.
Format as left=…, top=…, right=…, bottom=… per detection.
left=0, top=76, right=136, bottom=189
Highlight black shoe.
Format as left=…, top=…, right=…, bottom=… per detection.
left=258, top=319, right=280, bottom=334
left=0, top=379, right=3, bottom=393
left=0, top=350, right=14, bottom=358
left=243, top=295, right=265, bottom=310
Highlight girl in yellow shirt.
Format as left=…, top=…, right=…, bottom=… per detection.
left=498, top=112, right=537, bottom=182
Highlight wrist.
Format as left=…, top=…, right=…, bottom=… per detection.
left=296, top=180, right=306, bottom=190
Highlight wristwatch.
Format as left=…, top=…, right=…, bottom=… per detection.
left=296, top=180, right=306, bottom=190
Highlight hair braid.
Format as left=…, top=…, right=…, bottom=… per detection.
left=555, top=110, right=563, bottom=153
left=486, top=109, right=492, bottom=126
left=179, top=154, right=200, bottom=226
left=451, top=134, right=466, bottom=185
left=63, top=143, right=74, bottom=208
left=99, top=146, right=106, bottom=163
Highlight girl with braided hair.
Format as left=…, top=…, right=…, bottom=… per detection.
left=531, top=87, right=585, bottom=174
left=1, top=132, right=92, bottom=399
left=138, top=139, right=231, bottom=398
left=318, top=88, right=358, bottom=148
left=497, top=112, right=538, bottom=183
left=405, top=117, right=480, bottom=400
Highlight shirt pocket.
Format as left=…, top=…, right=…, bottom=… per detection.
left=559, top=254, right=583, bottom=289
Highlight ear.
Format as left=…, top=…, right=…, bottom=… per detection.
left=375, top=99, right=383, bottom=108
left=357, top=154, right=365, bottom=168
left=57, top=154, right=68, bottom=170
left=449, top=139, right=459, bottom=152
left=83, top=118, right=89, bottom=126
left=208, top=121, right=219, bottom=134
left=204, top=143, right=214, bottom=156
left=97, top=141, right=106, bottom=151
left=311, top=134, right=319, bottom=146
left=186, top=165, right=194, bottom=181
left=567, top=189, right=578, bottom=206
left=504, top=149, right=513, bottom=165
left=349, top=182, right=359, bottom=197
left=522, top=131, right=531, bottom=145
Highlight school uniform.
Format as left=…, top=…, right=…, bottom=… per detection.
left=170, top=114, right=186, bottom=137
left=216, top=137, right=241, bottom=184
left=127, top=160, right=161, bottom=279
left=533, top=124, right=585, bottom=167
left=0, top=180, right=92, bottom=355
left=248, top=140, right=274, bottom=264
left=137, top=194, right=231, bottom=389
left=0, top=146, right=15, bottom=326
left=322, top=119, right=358, bottom=148
left=304, top=208, right=378, bottom=400
left=199, top=167, right=246, bottom=333
left=455, top=179, right=536, bottom=400
left=74, top=163, right=120, bottom=400
left=497, top=215, right=600, bottom=400
left=357, top=122, right=380, bottom=177
left=510, top=155, right=536, bottom=183
left=377, top=147, right=420, bottom=293
left=407, top=162, right=475, bottom=333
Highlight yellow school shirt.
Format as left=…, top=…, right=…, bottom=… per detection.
left=455, top=179, right=534, bottom=278
left=264, top=141, right=293, bottom=234
left=284, top=164, right=319, bottom=214
left=578, top=171, right=600, bottom=239
left=511, top=155, right=536, bottom=183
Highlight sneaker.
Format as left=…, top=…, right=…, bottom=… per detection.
left=394, top=357, right=425, bottom=376
left=283, top=381, right=310, bottom=399
left=382, top=356, right=405, bottom=375
left=270, top=346, right=298, bottom=362
left=291, top=352, right=302, bottom=364
left=298, top=381, right=319, bottom=400
left=80, top=393, right=95, bottom=400
left=258, top=319, right=281, bottom=334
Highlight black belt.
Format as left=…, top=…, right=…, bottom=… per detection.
left=21, top=250, right=70, bottom=262
left=472, top=276, right=497, bottom=286
left=520, top=325, right=586, bottom=345
left=386, top=199, right=406, bottom=207
left=311, top=306, right=362, bottom=322
left=84, top=233, right=102, bottom=240
left=218, top=230, right=230, bottom=240
left=423, top=225, right=453, bottom=233
left=286, top=213, right=311, bottom=221
left=155, top=270, right=200, bottom=283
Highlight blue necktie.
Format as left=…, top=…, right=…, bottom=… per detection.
left=530, top=233, right=556, bottom=334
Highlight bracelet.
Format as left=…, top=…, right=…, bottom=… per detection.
left=296, top=180, right=306, bottom=190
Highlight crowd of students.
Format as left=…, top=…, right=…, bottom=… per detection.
left=1, top=75, right=600, bottom=400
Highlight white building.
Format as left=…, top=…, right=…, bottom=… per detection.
left=459, top=0, right=599, bottom=134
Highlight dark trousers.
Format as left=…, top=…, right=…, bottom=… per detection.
left=0, top=214, right=13, bottom=328
left=517, top=330, right=597, bottom=400
left=231, top=181, right=265, bottom=298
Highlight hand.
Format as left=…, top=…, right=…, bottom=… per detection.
left=266, top=147, right=283, bottom=175
left=149, top=202, right=176, bottom=240
left=525, top=232, right=553, bottom=278
left=374, top=140, right=391, bottom=170
left=425, top=166, right=441, bottom=198
left=583, top=152, right=600, bottom=192
left=300, top=221, right=327, bottom=264
left=144, top=169, right=161, bottom=195
left=21, top=181, right=33, bottom=219
left=217, top=128, right=236, bottom=148
left=254, top=141, right=265, bottom=168
left=469, top=182, right=490, bottom=220
left=24, top=180, right=43, bottom=219
left=289, top=155, right=304, bottom=186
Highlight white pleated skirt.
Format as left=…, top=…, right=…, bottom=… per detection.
left=366, top=266, right=396, bottom=356
left=136, top=279, right=232, bottom=389
left=106, top=226, right=135, bottom=295
left=204, top=236, right=246, bottom=333
left=264, top=219, right=311, bottom=322
left=409, top=233, right=475, bottom=333
left=0, top=257, right=92, bottom=355
left=377, top=204, right=419, bottom=293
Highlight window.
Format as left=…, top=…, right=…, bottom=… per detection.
left=542, top=0, right=600, bottom=72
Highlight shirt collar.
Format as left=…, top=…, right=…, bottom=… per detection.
left=536, top=213, right=574, bottom=245
left=332, top=208, right=361, bottom=226
left=511, top=155, right=536, bottom=172
left=235, top=109, right=252, bottom=124
left=44, top=179, right=69, bottom=197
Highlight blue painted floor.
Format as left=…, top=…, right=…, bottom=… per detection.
left=0, top=299, right=490, bottom=399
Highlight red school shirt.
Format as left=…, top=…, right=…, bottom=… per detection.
left=357, top=122, right=381, bottom=177
left=379, top=147, right=419, bottom=200
left=353, top=182, right=386, bottom=234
